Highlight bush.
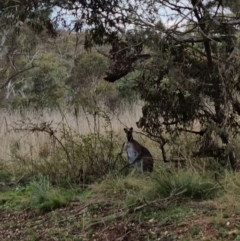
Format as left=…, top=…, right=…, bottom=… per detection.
left=67, top=52, right=108, bottom=92
left=51, top=130, right=119, bottom=184
left=75, top=52, right=108, bottom=80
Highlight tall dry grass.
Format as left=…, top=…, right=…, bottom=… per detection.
left=0, top=103, right=160, bottom=181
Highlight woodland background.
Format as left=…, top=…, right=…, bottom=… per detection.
left=1, top=1, right=240, bottom=240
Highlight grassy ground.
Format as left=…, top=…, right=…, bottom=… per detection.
left=1, top=172, right=240, bottom=241
left=1, top=107, right=240, bottom=241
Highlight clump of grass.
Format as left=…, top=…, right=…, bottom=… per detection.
left=151, top=168, right=220, bottom=201
left=90, top=173, right=154, bottom=202
left=34, top=190, right=68, bottom=212
left=0, top=184, right=34, bottom=209
left=0, top=176, right=74, bottom=212
left=29, top=177, right=70, bottom=212
left=217, top=172, right=240, bottom=213
left=224, top=172, right=240, bottom=194
left=190, top=225, right=201, bottom=237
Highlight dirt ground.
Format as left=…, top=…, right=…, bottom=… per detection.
left=1, top=199, right=240, bottom=241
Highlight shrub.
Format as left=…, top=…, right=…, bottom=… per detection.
left=75, top=52, right=108, bottom=80
left=51, top=129, right=119, bottom=184
left=67, top=52, right=108, bottom=93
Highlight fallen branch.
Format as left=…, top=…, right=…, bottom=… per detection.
left=84, top=211, right=128, bottom=230
left=127, top=187, right=188, bottom=214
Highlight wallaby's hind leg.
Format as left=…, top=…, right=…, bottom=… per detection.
left=135, top=159, right=144, bottom=173
left=140, top=159, right=144, bottom=173
left=142, top=157, right=153, bottom=172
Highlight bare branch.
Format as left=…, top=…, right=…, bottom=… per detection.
left=0, top=65, right=36, bottom=90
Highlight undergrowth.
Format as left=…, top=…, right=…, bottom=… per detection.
left=1, top=163, right=240, bottom=221
left=3, top=109, right=127, bottom=185
left=90, top=167, right=222, bottom=210
left=0, top=177, right=76, bottom=212
left=151, top=168, right=221, bottom=200
left=0, top=107, right=239, bottom=217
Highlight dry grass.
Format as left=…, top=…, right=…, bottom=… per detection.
left=89, top=174, right=154, bottom=203
left=0, top=101, right=205, bottom=168
left=0, top=104, right=160, bottom=180
left=216, top=172, right=240, bottom=214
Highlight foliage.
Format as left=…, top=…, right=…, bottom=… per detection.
left=25, top=52, right=68, bottom=109
left=0, top=31, right=121, bottom=110
left=115, top=71, right=139, bottom=105
left=75, top=52, right=108, bottom=80
left=1, top=0, right=240, bottom=171
left=0, top=0, right=55, bottom=35
left=66, top=52, right=108, bottom=94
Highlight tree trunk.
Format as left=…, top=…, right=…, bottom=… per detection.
left=220, top=132, right=237, bottom=171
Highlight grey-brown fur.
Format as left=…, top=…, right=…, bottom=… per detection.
left=123, top=127, right=153, bottom=172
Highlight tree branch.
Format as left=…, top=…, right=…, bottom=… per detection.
left=177, top=128, right=206, bottom=136
left=0, top=65, right=36, bottom=90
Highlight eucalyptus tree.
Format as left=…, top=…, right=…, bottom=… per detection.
left=0, top=0, right=54, bottom=101
left=2, top=0, right=240, bottom=169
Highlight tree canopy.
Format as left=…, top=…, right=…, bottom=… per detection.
left=1, top=0, right=240, bottom=169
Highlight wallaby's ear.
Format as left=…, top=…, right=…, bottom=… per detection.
left=123, top=128, right=128, bottom=133
left=129, top=127, right=133, bottom=132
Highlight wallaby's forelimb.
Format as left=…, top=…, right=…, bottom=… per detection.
left=110, top=142, right=125, bottom=170
left=119, top=153, right=142, bottom=173
left=118, top=142, right=130, bottom=172
left=117, top=142, right=125, bottom=156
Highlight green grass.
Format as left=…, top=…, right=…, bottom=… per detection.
left=151, top=169, right=221, bottom=201
left=0, top=178, right=77, bottom=212
left=0, top=167, right=224, bottom=215
left=0, top=185, right=33, bottom=209
left=90, top=173, right=154, bottom=201
left=190, top=225, right=201, bottom=237
left=2, top=169, right=240, bottom=241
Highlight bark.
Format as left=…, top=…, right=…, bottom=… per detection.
left=220, top=132, right=237, bottom=170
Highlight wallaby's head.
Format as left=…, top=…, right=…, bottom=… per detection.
left=124, top=127, right=133, bottom=141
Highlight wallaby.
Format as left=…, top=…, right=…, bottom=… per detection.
left=123, top=127, right=153, bottom=172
